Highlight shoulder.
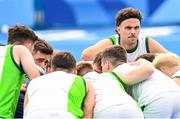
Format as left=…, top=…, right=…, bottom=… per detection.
left=108, top=34, right=119, bottom=45
left=83, top=71, right=98, bottom=79
left=147, top=38, right=168, bottom=53
left=138, top=35, right=150, bottom=53
left=13, top=45, right=30, bottom=54
left=97, top=38, right=113, bottom=46
left=173, top=70, right=180, bottom=78
left=13, top=45, right=28, bottom=50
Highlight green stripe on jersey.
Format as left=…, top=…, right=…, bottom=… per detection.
left=174, top=76, right=180, bottom=79
left=145, top=37, right=150, bottom=53
left=108, top=72, right=126, bottom=91
left=109, top=35, right=117, bottom=45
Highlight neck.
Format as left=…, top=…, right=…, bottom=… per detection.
left=170, top=66, right=180, bottom=76
left=164, top=66, right=180, bottom=77
left=112, top=62, right=125, bottom=70
left=54, top=68, right=72, bottom=73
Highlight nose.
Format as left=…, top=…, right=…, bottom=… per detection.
left=130, top=28, right=136, bottom=34
left=38, top=62, right=47, bottom=70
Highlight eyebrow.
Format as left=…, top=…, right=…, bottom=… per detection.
left=125, top=26, right=139, bottom=29
left=36, top=58, right=46, bottom=61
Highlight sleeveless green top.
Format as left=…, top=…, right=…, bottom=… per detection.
left=0, top=45, right=25, bottom=118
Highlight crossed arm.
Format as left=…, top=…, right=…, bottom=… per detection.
left=113, top=59, right=155, bottom=85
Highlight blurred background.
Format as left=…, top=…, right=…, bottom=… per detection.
left=0, top=0, right=180, bottom=61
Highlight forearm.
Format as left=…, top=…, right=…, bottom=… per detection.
left=82, top=48, right=95, bottom=61
left=83, top=81, right=95, bottom=118
left=83, top=109, right=94, bottom=118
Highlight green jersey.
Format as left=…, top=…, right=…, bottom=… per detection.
left=0, top=45, right=25, bottom=118
left=24, top=71, right=86, bottom=118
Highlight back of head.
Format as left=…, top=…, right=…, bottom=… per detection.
left=32, top=38, right=53, bottom=55
left=135, top=53, right=158, bottom=62
left=101, top=45, right=127, bottom=67
left=51, top=51, right=76, bottom=73
left=116, top=7, right=142, bottom=27
left=93, top=52, right=103, bottom=73
left=153, top=53, right=180, bottom=70
left=76, top=61, right=93, bottom=76
left=8, top=25, right=38, bottom=45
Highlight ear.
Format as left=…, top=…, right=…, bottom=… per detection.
left=75, top=70, right=77, bottom=75
left=116, top=26, right=121, bottom=34
left=49, top=67, right=54, bottom=73
left=103, top=61, right=112, bottom=71
left=45, top=67, right=51, bottom=73
left=72, top=69, right=77, bottom=75
left=24, top=42, right=33, bottom=51
left=30, top=44, right=34, bottom=53
left=106, top=61, right=113, bottom=71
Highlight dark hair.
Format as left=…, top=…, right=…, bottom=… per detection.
left=135, top=53, right=157, bottom=62
left=8, top=25, right=38, bottom=44
left=116, top=7, right=142, bottom=26
left=52, top=52, right=76, bottom=72
left=101, top=45, right=127, bottom=67
left=32, top=38, right=53, bottom=55
left=93, top=52, right=102, bottom=73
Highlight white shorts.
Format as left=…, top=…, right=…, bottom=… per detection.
left=94, top=103, right=144, bottom=119
left=23, top=109, right=76, bottom=119
left=143, top=92, right=180, bottom=118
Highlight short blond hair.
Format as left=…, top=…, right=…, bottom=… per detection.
left=153, top=53, right=180, bottom=70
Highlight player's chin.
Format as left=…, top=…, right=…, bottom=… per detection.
left=129, top=38, right=137, bottom=42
